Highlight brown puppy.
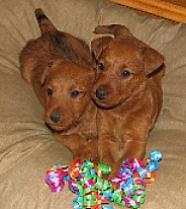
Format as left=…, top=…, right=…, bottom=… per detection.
left=19, top=9, right=97, bottom=161
left=91, top=24, right=165, bottom=176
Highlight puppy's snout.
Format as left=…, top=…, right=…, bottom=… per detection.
left=50, top=113, right=62, bottom=123
left=96, top=87, right=108, bottom=100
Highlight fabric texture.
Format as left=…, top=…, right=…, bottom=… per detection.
left=0, top=0, right=186, bottom=209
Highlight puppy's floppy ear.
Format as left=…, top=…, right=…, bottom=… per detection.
left=91, top=24, right=131, bottom=61
left=91, top=36, right=113, bottom=60
left=94, top=24, right=132, bottom=39
left=40, top=61, right=53, bottom=86
left=142, top=46, right=164, bottom=75
left=40, top=70, right=49, bottom=86
left=20, top=58, right=37, bottom=83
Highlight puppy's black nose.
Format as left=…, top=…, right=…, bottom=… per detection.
left=96, top=88, right=107, bottom=100
left=50, top=113, right=61, bottom=123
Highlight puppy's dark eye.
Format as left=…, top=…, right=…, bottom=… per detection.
left=120, top=70, right=131, bottom=78
left=71, top=90, right=80, bottom=98
left=98, top=63, right=104, bottom=71
left=48, top=62, right=53, bottom=68
left=47, top=88, right=53, bottom=96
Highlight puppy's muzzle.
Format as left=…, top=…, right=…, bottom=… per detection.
left=96, top=87, right=108, bottom=100
left=50, top=113, right=62, bottom=123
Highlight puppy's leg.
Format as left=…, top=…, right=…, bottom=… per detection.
left=121, top=140, right=146, bottom=160
left=109, top=140, right=146, bottom=178
left=98, top=134, right=120, bottom=168
left=109, top=131, right=147, bottom=178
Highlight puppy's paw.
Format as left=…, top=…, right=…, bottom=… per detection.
left=108, top=163, right=121, bottom=179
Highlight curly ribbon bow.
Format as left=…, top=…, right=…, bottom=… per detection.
left=45, top=150, right=162, bottom=209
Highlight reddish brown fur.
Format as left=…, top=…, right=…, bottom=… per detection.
left=91, top=24, right=165, bottom=176
left=19, top=9, right=97, bottom=161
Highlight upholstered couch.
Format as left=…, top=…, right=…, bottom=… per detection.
left=0, top=0, right=186, bottom=209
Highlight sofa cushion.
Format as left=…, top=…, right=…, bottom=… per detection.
left=0, top=0, right=186, bottom=209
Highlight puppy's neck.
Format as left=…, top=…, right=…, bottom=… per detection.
left=114, top=81, right=147, bottom=114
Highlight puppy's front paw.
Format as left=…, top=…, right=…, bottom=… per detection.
left=107, top=162, right=121, bottom=179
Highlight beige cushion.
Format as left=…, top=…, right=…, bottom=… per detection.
left=0, top=0, right=186, bottom=209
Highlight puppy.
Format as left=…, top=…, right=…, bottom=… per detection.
left=19, top=9, right=97, bottom=161
left=91, top=24, right=165, bottom=176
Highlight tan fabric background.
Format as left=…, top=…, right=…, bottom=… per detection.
left=0, top=0, right=186, bottom=209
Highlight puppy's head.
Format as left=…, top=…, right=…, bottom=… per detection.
left=41, top=60, right=95, bottom=131
left=91, top=24, right=164, bottom=108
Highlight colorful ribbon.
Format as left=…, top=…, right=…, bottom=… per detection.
left=45, top=150, right=162, bottom=209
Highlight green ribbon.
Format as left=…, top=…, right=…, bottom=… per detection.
left=98, top=163, right=111, bottom=176
left=112, top=189, right=124, bottom=205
